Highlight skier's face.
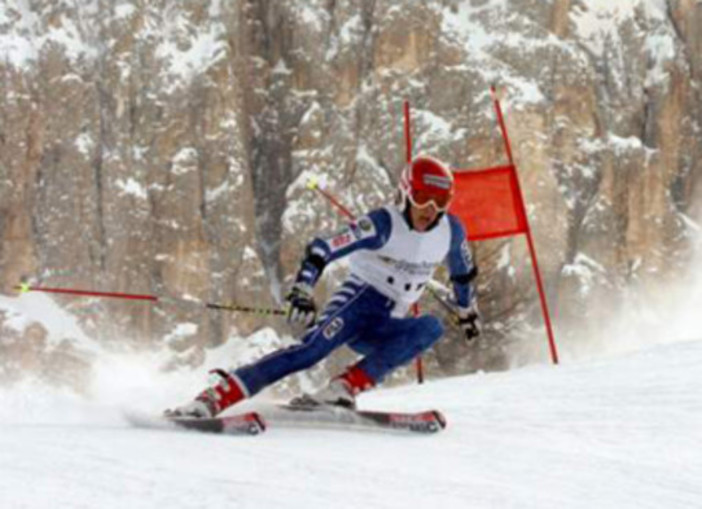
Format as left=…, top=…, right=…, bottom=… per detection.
left=409, top=201, right=440, bottom=231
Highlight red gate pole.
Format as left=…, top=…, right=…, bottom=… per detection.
left=404, top=100, right=413, bottom=162
left=404, top=100, right=425, bottom=383
left=490, top=86, right=559, bottom=364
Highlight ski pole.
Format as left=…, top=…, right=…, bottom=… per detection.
left=204, top=302, right=287, bottom=316
left=15, top=284, right=286, bottom=316
left=306, top=176, right=356, bottom=221
left=425, top=285, right=460, bottom=324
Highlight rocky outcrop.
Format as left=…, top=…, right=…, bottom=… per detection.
left=1, top=0, right=700, bottom=381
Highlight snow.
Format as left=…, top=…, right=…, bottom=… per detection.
left=644, top=29, right=676, bottom=88
left=132, top=145, right=149, bottom=161
left=272, top=58, right=292, bottom=76
left=496, top=243, right=516, bottom=278
left=0, top=338, right=701, bottom=509
left=163, top=322, right=198, bottom=347
left=570, top=0, right=674, bottom=89
left=204, top=327, right=292, bottom=370
left=0, top=291, right=98, bottom=353
left=414, top=108, right=470, bottom=149
left=561, top=252, right=608, bottom=296
left=243, top=246, right=259, bottom=261
left=3, top=226, right=702, bottom=509
left=154, top=14, right=227, bottom=90
left=114, top=2, right=137, bottom=20
left=74, top=132, right=94, bottom=156
left=205, top=179, right=236, bottom=203
left=338, top=14, right=363, bottom=45
left=355, top=144, right=382, bottom=175
left=293, top=2, right=329, bottom=33
left=441, top=0, right=509, bottom=54
left=6, top=229, right=702, bottom=509
left=0, top=1, right=42, bottom=67
left=208, top=0, right=223, bottom=19
left=570, top=0, right=661, bottom=56
left=282, top=165, right=338, bottom=236
left=4, top=249, right=702, bottom=507
left=607, top=133, right=642, bottom=152
left=0, top=1, right=99, bottom=67
left=171, top=147, right=198, bottom=175
left=679, top=212, right=701, bottom=233
left=299, top=100, right=322, bottom=126
left=440, top=0, right=550, bottom=107
left=115, top=177, right=147, bottom=199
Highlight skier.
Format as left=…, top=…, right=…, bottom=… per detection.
left=168, top=155, right=480, bottom=418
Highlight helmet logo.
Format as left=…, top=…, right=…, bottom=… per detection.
left=423, top=174, right=452, bottom=190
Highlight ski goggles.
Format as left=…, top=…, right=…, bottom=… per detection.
left=406, top=188, right=453, bottom=212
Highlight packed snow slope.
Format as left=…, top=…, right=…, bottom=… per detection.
left=1, top=338, right=701, bottom=509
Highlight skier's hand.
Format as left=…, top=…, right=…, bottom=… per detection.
left=285, top=283, right=317, bottom=327
left=457, top=304, right=481, bottom=344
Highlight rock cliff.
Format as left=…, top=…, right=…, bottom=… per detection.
left=1, top=0, right=700, bottom=382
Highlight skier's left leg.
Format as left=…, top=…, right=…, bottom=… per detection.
left=346, top=313, right=444, bottom=385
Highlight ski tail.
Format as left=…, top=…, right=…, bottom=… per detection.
left=356, top=409, right=447, bottom=434
left=266, top=404, right=447, bottom=434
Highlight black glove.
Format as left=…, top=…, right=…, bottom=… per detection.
left=457, top=304, right=481, bottom=344
left=285, top=283, right=317, bottom=327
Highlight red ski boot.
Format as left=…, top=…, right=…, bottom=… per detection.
left=166, top=369, right=247, bottom=418
left=293, top=365, right=375, bottom=409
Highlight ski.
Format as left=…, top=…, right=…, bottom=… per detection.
left=124, top=411, right=266, bottom=436
left=260, top=404, right=447, bottom=434
left=125, top=405, right=446, bottom=435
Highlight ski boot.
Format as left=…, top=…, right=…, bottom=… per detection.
left=291, top=365, right=374, bottom=410
left=165, top=369, right=247, bottom=419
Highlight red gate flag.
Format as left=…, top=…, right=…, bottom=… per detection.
left=405, top=90, right=559, bottom=367
left=450, top=164, right=528, bottom=241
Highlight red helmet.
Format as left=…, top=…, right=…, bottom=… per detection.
left=399, top=155, right=455, bottom=212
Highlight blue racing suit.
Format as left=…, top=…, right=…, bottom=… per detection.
left=233, top=205, right=477, bottom=396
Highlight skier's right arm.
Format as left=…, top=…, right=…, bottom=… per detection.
left=286, top=209, right=391, bottom=325
left=293, top=208, right=391, bottom=288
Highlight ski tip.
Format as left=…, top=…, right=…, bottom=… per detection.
left=216, top=411, right=267, bottom=435
left=248, top=412, right=268, bottom=434
left=124, top=410, right=267, bottom=436
left=432, top=410, right=447, bottom=430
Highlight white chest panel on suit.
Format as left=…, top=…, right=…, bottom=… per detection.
left=349, top=206, right=451, bottom=317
